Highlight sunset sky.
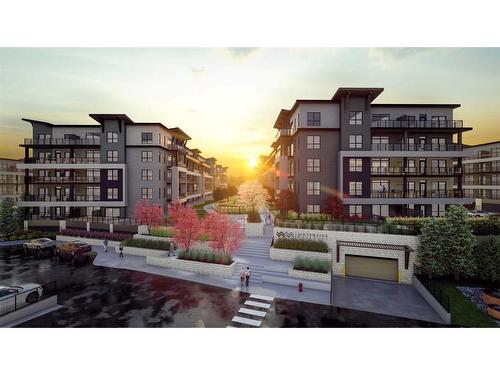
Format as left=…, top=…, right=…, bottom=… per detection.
left=1, top=48, right=499, bottom=175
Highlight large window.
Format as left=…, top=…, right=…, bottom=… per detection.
left=306, top=181, right=320, bottom=195
left=372, top=136, right=389, bottom=150
left=307, top=112, right=321, bottom=127
left=307, top=135, right=320, bottom=149
left=307, top=205, right=320, bottom=213
left=349, top=181, right=362, bottom=196
left=349, top=135, right=363, bottom=149
left=141, top=132, right=153, bottom=144
left=348, top=205, right=362, bottom=217
left=141, top=151, right=153, bottom=162
left=432, top=204, right=446, bottom=217
left=107, top=188, right=118, bottom=200
left=372, top=204, right=389, bottom=217
left=141, top=169, right=153, bottom=181
left=106, top=208, right=120, bottom=218
left=372, top=114, right=390, bottom=122
left=107, top=169, right=119, bottom=181
left=371, top=158, right=389, bottom=174
left=107, top=150, right=118, bottom=162
left=349, top=158, right=363, bottom=172
left=349, top=111, right=363, bottom=125
left=107, top=131, right=118, bottom=143
left=141, top=188, right=153, bottom=199
left=307, top=158, right=320, bottom=172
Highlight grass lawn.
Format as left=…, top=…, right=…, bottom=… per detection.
left=434, top=280, right=497, bottom=327
left=192, top=200, right=213, bottom=209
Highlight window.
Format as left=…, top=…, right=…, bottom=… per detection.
left=107, top=188, right=118, bottom=200
left=372, top=136, right=389, bottom=150
left=349, top=111, right=363, bottom=125
left=432, top=204, right=446, bottom=217
left=141, top=169, right=153, bottom=181
left=431, top=116, right=447, bottom=122
left=107, top=150, right=118, bottom=162
left=372, top=180, right=389, bottom=197
left=349, top=135, right=363, bottom=149
left=349, top=205, right=362, bottom=217
left=431, top=138, right=447, bottom=151
left=106, top=208, right=120, bottom=218
left=419, top=114, right=427, bottom=121
left=349, top=181, right=362, bottom=196
left=371, top=158, right=389, bottom=174
left=86, top=187, right=100, bottom=200
left=107, top=169, right=118, bottom=181
left=306, top=135, right=320, bottom=149
left=307, top=112, right=321, bottom=126
left=141, top=132, right=153, bottom=144
left=372, top=205, right=389, bottom=217
left=141, top=151, right=153, bottom=162
left=372, top=114, right=390, bottom=122
left=349, top=158, right=363, bottom=172
left=141, top=188, right=153, bottom=199
left=107, top=131, right=118, bottom=143
left=307, top=158, right=320, bottom=172
left=306, top=181, right=320, bottom=195
left=307, top=205, right=320, bottom=213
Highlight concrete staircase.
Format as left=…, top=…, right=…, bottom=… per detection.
left=236, top=239, right=271, bottom=259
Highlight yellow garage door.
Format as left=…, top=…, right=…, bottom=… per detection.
left=345, top=255, right=398, bottom=282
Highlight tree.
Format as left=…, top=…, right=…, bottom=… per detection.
left=473, top=236, right=500, bottom=283
left=274, top=189, right=297, bottom=217
left=203, top=211, right=244, bottom=256
left=213, top=187, right=227, bottom=202
left=134, top=199, right=163, bottom=229
left=226, top=185, right=238, bottom=197
left=238, top=181, right=270, bottom=213
left=0, top=198, right=18, bottom=237
left=263, top=185, right=275, bottom=202
left=417, top=217, right=448, bottom=277
left=323, top=194, right=344, bottom=220
left=169, top=204, right=202, bottom=251
left=443, top=205, right=476, bottom=280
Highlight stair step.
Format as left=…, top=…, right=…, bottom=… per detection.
left=239, top=307, right=267, bottom=318
left=232, top=316, right=262, bottom=327
left=249, top=294, right=274, bottom=302
left=244, top=300, right=271, bottom=309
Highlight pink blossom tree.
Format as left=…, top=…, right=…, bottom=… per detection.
left=134, top=199, right=163, bottom=229
left=203, top=211, right=244, bottom=256
left=169, top=204, right=202, bottom=252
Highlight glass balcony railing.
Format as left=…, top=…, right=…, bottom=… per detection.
left=371, top=143, right=463, bottom=152
left=371, top=120, right=464, bottom=129
left=370, top=166, right=462, bottom=176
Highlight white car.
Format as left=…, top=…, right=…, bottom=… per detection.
left=0, top=284, right=43, bottom=313
left=23, top=238, right=55, bottom=253
left=467, top=210, right=492, bottom=218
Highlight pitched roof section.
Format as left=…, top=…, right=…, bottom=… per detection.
left=273, top=109, right=291, bottom=129
left=169, top=127, right=191, bottom=141
left=331, top=87, right=384, bottom=101
left=89, top=114, right=134, bottom=124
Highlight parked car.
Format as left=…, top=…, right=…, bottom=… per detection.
left=56, top=240, right=92, bottom=262
left=23, top=238, right=55, bottom=256
left=0, top=283, right=43, bottom=314
left=467, top=210, right=493, bottom=218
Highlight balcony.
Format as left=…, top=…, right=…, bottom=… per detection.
left=371, top=143, right=463, bottom=152
left=274, top=128, right=291, bottom=142
left=370, top=190, right=464, bottom=199
left=370, top=166, right=462, bottom=176
left=26, top=176, right=101, bottom=184
left=22, top=194, right=103, bottom=202
left=23, top=157, right=101, bottom=164
left=371, top=120, right=464, bottom=129
left=22, top=138, right=100, bottom=147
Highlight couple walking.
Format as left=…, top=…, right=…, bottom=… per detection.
left=240, top=266, right=251, bottom=287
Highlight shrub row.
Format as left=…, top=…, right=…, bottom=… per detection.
left=149, top=226, right=174, bottom=238
left=177, top=249, right=233, bottom=265
left=247, top=211, right=261, bottom=223
left=274, top=238, right=329, bottom=253
left=123, top=238, right=171, bottom=250
left=8, top=230, right=57, bottom=241
left=59, top=229, right=132, bottom=241
left=293, top=257, right=330, bottom=274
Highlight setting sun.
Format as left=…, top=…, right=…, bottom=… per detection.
left=248, top=158, right=257, bottom=169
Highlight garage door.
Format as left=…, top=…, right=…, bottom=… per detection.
left=345, top=255, right=398, bottom=282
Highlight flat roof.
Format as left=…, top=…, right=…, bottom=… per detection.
left=372, top=103, right=461, bottom=109
left=273, top=109, right=291, bottom=129
left=169, top=127, right=191, bottom=141
left=22, top=118, right=100, bottom=127
left=89, top=114, right=134, bottom=124
left=332, top=87, right=384, bottom=101
left=464, top=140, right=500, bottom=148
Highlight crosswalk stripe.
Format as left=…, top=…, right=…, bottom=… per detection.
left=249, top=294, right=274, bottom=302
left=244, top=300, right=271, bottom=309
left=239, top=307, right=267, bottom=318
left=232, top=316, right=262, bottom=327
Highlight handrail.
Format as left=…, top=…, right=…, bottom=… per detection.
left=0, top=281, right=57, bottom=318
left=371, top=120, right=464, bottom=128
left=371, top=143, right=463, bottom=152
left=370, top=166, right=462, bottom=175
left=22, top=138, right=100, bottom=146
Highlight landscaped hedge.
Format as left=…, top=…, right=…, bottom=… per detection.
left=293, top=256, right=330, bottom=274
left=247, top=211, right=261, bottom=223
left=473, top=235, right=500, bottom=283
left=177, top=249, right=232, bottom=265
left=274, top=238, right=329, bottom=253
left=123, top=238, right=170, bottom=250
left=386, top=216, right=500, bottom=235
left=149, top=226, right=173, bottom=238
left=8, top=230, right=57, bottom=241
left=60, top=229, right=132, bottom=241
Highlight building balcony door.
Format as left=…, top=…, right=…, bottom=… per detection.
left=419, top=159, right=426, bottom=175
left=419, top=180, right=427, bottom=197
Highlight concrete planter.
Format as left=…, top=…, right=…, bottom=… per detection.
left=146, top=256, right=236, bottom=278
left=270, top=246, right=330, bottom=262
left=56, top=235, right=120, bottom=249
left=245, top=222, right=264, bottom=237
left=288, top=268, right=330, bottom=283
left=120, top=246, right=167, bottom=257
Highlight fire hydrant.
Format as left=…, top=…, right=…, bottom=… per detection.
left=298, top=282, right=303, bottom=292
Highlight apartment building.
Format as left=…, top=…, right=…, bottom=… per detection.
left=17, top=114, right=220, bottom=220
left=463, top=141, right=500, bottom=212
left=0, top=158, right=24, bottom=202
left=261, top=87, right=474, bottom=217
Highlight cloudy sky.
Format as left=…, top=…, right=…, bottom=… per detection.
left=1, top=48, right=499, bottom=174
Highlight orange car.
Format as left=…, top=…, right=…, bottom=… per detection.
left=56, top=240, right=92, bottom=261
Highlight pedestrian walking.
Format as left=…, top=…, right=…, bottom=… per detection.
left=239, top=266, right=246, bottom=287
left=168, top=240, right=174, bottom=257
left=245, top=266, right=251, bottom=287
left=103, top=239, right=108, bottom=253
left=119, top=242, right=124, bottom=258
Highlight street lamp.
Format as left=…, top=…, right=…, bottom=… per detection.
left=330, top=240, right=335, bottom=306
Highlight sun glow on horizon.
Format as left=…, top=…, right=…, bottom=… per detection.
left=248, top=158, right=257, bottom=169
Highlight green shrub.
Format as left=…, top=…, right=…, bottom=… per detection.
left=293, top=257, right=330, bottom=273
left=473, top=236, right=500, bottom=283
left=123, top=238, right=170, bottom=250
left=247, top=211, right=261, bottom=223
left=198, top=233, right=209, bottom=241
left=149, top=226, right=173, bottom=238
left=274, top=238, right=329, bottom=253
left=177, top=249, right=233, bottom=265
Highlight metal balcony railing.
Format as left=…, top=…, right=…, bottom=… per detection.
left=369, top=190, right=464, bottom=199
left=23, top=194, right=104, bottom=202
left=26, top=176, right=101, bottom=184
left=23, top=157, right=101, bottom=164
left=371, top=143, right=463, bottom=152
left=370, top=166, right=462, bottom=176
left=22, top=138, right=101, bottom=146
left=371, top=120, right=464, bottom=129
